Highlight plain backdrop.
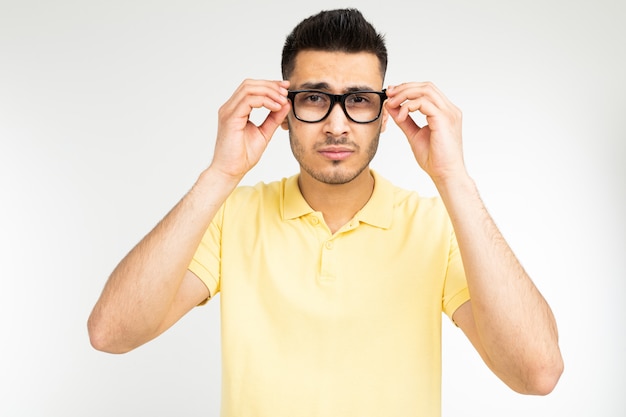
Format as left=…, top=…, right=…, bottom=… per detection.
left=1, top=0, right=624, bottom=415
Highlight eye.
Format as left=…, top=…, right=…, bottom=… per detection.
left=346, top=93, right=373, bottom=106
left=301, top=92, right=328, bottom=105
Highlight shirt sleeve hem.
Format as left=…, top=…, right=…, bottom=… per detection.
left=443, top=287, right=471, bottom=324
left=188, top=259, right=219, bottom=306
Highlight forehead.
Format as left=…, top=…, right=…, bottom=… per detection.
left=289, top=50, right=384, bottom=91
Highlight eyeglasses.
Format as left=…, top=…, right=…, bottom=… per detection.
left=287, top=90, right=387, bottom=124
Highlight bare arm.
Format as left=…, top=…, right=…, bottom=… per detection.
left=441, top=175, right=563, bottom=395
left=88, top=79, right=291, bottom=353
left=385, top=82, right=563, bottom=394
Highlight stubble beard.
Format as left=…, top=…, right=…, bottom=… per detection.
left=288, top=128, right=381, bottom=185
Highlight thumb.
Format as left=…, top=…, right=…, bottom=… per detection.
left=259, top=103, right=291, bottom=142
left=387, top=104, right=422, bottom=140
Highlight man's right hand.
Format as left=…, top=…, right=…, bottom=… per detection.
left=88, top=79, right=291, bottom=354
left=210, top=79, right=291, bottom=181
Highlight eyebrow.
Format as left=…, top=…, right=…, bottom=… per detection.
left=297, top=81, right=377, bottom=92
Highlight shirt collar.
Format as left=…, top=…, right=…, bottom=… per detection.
left=282, top=174, right=315, bottom=220
left=282, top=170, right=394, bottom=230
left=355, top=170, right=394, bottom=229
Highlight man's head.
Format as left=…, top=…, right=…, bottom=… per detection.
left=279, top=9, right=389, bottom=186
left=281, top=9, right=388, bottom=81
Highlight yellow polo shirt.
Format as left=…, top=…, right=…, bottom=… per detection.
left=189, top=171, right=469, bottom=417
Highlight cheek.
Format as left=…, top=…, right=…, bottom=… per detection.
left=287, top=128, right=305, bottom=157
left=287, top=120, right=318, bottom=145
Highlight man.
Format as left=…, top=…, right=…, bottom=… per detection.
left=88, top=8, right=563, bottom=416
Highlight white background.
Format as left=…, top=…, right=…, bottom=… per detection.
left=1, top=0, right=624, bottom=415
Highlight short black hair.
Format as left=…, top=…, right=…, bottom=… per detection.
left=281, top=8, right=387, bottom=80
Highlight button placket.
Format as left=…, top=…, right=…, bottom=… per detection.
left=319, top=236, right=337, bottom=281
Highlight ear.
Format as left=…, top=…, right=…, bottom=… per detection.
left=281, top=114, right=290, bottom=131
left=380, top=105, right=389, bottom=133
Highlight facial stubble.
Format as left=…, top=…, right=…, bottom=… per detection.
left=287, top=122, right=381, bottom=185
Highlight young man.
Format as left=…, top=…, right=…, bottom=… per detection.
left=88, top=8, right=563, bottom=417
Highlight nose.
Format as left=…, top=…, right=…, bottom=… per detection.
left=323, top=101, right=350, bottom=136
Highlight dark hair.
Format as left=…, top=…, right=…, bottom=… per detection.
left=281, top=8, right=387, bottom=80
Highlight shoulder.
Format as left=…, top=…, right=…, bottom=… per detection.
left=374, top=171, right=446, bottom=214
left=372, top=172, right=451, bottom=232
left=227, top=177, right=287, bottom=205
left=219, top=177, right=295, bottom=224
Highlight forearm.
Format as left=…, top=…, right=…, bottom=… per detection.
left=435, top=173, right=563, bottom=393
left=88, top=167, right=239, bottom=352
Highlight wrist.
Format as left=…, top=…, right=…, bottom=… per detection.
left=431, top=166, right=471, bottom=189
left=202, top=164, right=244, bottom=187
left=190, top=165, right=242, bottom=204
left=432, top=170, right=476, bottom=201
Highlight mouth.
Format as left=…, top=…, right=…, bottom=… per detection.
left=317, top=146, right=355, bottom=161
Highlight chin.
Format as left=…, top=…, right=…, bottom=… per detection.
left=305, top=164, right=369, bottom=185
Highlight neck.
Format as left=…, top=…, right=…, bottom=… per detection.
left=298, top=168, right=374, bottom=233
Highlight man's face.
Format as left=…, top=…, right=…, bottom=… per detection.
left=282, top=50, right=388, bottom=185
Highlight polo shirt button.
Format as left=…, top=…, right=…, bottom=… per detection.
left=311, top=217, right=320, bottom=225
left=325, top=241, right=334, bottom=250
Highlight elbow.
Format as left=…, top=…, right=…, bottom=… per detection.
left=534, top=359, right=565, bottom=396
left=516, top=357, right=564, bottom=396
left=87, top=313, right=135, bottom=354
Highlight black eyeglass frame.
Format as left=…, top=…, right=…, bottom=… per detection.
left=287, top=89, right=388, bottom=124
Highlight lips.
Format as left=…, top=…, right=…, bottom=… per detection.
left=317, top=146, right=354, bottom=161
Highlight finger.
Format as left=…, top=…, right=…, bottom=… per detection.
left=386, top=82, right=448, bottom=113
left=220, top=80, right=289, bottom=122
left=400, top=96, right=441, bottom=122
left=229, top=79, right=287, bottom=106
left=240, top=83, right=289, bottom=113
left=259, top=101, right=291, bottom=141
left=386, top=102, right=421, bottom=138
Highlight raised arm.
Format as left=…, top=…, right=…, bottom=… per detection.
left=385, top=82, right=564, bottom=394
left=88, top=80, right=291, bottom=353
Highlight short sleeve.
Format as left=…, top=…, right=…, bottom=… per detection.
left=442, top=228, right=470, bottom=321
left=188, top=203, right=224, bottom=301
